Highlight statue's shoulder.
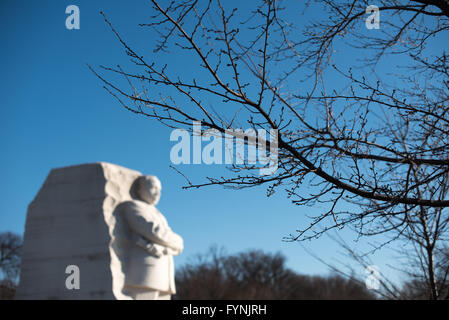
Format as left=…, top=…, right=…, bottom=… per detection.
left=115, top=200, right=147, bottom=212
left=115, top=199, right=158, bottom=213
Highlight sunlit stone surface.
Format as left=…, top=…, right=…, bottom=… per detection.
left=16, top=162, right=147, bottom=299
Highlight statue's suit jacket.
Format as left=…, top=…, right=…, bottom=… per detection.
left=115, top=200, right=183, bottom=294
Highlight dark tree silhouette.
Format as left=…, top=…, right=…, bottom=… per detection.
left=92, top=0, right=449, bottom=299
left=399, top=246, right=449, bottom=299
left=0, top=232, right=22, bottom=300
left=174, top=247, right=375, bottom=299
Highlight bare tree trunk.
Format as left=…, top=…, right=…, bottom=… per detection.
left=426, top=246, right=439, bottom=300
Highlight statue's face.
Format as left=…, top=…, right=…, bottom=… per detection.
left=138, top=176, right=162, bottom=205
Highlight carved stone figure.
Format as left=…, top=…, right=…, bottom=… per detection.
left=16, top=162, right=183, bottom=300
left=114, top=175, right=183, bottom=300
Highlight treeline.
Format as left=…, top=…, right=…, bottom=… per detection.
left=2, top=230, right=446, bottom=300
left=174, top=248, right=375, bottom=300
left=0, top=232, right=22, bottom=299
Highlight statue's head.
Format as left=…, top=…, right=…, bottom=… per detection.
left=135, top=175, right=162, bottom=205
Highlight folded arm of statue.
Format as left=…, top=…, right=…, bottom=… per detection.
left=162, top=246, right=182, bottom=256
left=136, top=237, right=182, bottom=257
left=136, top=237, right=164, bottom=257
left=122, top=201, right=184, bottom=253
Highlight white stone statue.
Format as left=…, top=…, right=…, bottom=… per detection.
left=16, top=162, right=183, bottom=300
left=115, top=175, right=183, bottom=300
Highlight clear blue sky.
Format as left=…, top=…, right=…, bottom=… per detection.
left=1, top=0, right=423, bottom=285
